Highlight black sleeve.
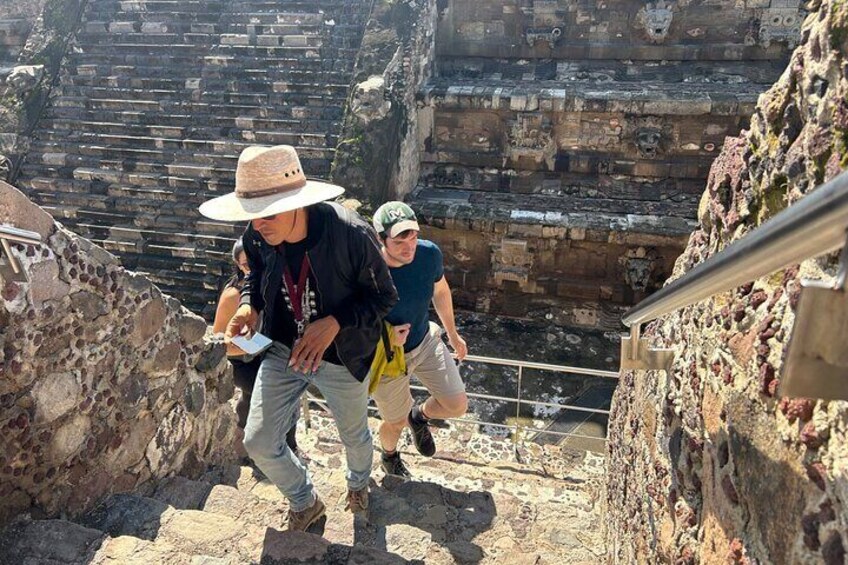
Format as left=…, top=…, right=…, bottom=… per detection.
left=331, top=222, right=398, bottom=331
left=238, top=229, right=265, bottom=312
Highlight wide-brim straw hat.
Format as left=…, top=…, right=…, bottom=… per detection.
left=198, top=145, right=345, bottom=222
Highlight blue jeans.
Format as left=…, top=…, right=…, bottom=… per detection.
left=243, top=342, right=373, bottom=511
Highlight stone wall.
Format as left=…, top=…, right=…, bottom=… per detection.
left=606, top=0, right=848, bottom=562
left=0, top=0, right=86, bottom=183
left=331, top=0, right=437, bottom=209
left=0, top=181, right=238, bottom=528
left=418, top=211, right=687, bottom=329
left=436, top=0, right=803, bottom=60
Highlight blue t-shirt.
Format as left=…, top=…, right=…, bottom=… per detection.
left=385, top=239, right=444, bottom=352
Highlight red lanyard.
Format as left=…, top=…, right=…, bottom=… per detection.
left=282, top=254, right=310, bottom=324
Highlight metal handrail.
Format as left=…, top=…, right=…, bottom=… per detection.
left=304, top=353, right=616, bottom=451
left=622, top=169, right=848, bottom=328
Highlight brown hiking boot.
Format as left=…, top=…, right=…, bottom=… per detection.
left=345, top=487, right=369, bottom=514
left=287, top=495, right=326, bottom=531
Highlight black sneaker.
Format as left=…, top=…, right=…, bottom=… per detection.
left=381, top=452, right=412, bottom=478
left=407, top=408, right=436, bottom=457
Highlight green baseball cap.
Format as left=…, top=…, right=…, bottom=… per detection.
left=373, top=201, right=420, bottom=238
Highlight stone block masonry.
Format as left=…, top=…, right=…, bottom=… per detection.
left=0, top=181, right=238, bottom=528
left=403, top=0, right=801, bottom=329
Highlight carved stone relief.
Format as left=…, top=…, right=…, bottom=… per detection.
left=759, top=8, right=803, bottom=49
left=525, top=26, right=563, bottom=48
left=492, top=238, right=534, bottom=289
left=620, top=247, right=657, bottom=292
left=636, top=1, right=675, bottom=44
left=626, top=116, right=673, bottom=159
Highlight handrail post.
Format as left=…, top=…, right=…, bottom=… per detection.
left=513, top=365, right=523, bottom=459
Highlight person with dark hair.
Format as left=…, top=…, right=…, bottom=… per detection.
left=200, top=145, right=397, bottom=532
left=212, top=239, right=299, bottom=459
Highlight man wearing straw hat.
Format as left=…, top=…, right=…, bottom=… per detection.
left=199, top=145, right=397, bottom=531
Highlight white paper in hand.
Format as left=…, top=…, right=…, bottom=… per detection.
left=231, top=332, right=273, bottom=356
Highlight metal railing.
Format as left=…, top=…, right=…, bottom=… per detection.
left=621, top=169, right=848, bottom=379
left=0, top=224, right=42, bottom=283
left=304, top=353, right=619, bottom=452
left=623, top=170, right=848, bottom=329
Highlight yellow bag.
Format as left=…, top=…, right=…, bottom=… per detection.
left=368, top=322, right=407, bottom=394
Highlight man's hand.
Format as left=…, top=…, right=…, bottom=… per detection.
left=448, top=333, right=468, bottom=361
left=225, top=304, right=258, bottom=342
left=289, top=316, right=341, bottom=373
left=391, top=323, right=411, bottom=347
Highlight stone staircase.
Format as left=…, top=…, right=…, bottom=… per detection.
left=0, top=414, right=606, bottom=564
left=17, top=0, right=371, bottom=316
left=409, top=0, right=799, bottom=328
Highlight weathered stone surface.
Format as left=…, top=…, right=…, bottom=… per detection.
left=607, top=1, right=848, bottom=562
left=81, top=494, right=171, bottom=541
left=31, top=372, right=80, bottom=423
left=0, top=181, right=54, bottom=238
left=0, top=518, right=106, bottom=564
left=0, top=189, right=237, bottom=528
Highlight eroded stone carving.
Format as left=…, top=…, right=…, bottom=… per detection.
left=636, top=1, right=674, bottom=44
left=759, top=8, right=803, bottom=48
left=508, top=114, right=556, bottom=167
left=525, top=26, right=563, bottom=48
left=620, top=247, right=657, bottom=292
left=350, top=75, right=390, bottom=125
left=433, top=165, right=463, bottom=187
left=509, top=114, right=554, bottom=150
left=0, top=155, right=11, bottom=183
left=627, top=116, right=672, bottom=159
left=492, top=238, right=534, bottom=290
left=4, top=65, right=44, bottom=93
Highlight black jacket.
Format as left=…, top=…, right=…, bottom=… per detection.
left=239, top=202, right=398, bottom=381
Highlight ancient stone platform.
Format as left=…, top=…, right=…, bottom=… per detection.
left=410, top=0, right=802, bottom=329
left=0, top=413, right=606, bottom=564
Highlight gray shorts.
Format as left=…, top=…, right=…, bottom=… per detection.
left=372, top=322, right=466, bottom=423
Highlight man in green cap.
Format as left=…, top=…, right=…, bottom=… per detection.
left=371, top=201, right=469, bottom=478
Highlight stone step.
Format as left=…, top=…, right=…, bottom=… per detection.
left=77, top=30, right=332, bottom=47
left=0, top=519, right=106, bottom=564
left=40, top=113, right=340, bottom=136
left=57, top=84, right=348, bottom=106
left=39, top=120, right=338, bottom=148
left=37, top=130, right=334, bottom=152
left=82, top=20, right=227, bottom=34
left=60, top=74, right=351, bottom=96
left=38, top=196, right=243, bottom=239
left=67, top=62, right=352, bottom=84
left=73, top=41, right=358, bottom=59
left=64, top=52, right=355, bottom=72
left=20, top=157, right=237, bottom=184
left=27, top=138, right=335, bottom=166
left=48, top=95, right=345, bottom=121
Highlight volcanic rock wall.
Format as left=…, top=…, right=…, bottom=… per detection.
left=606, top=0, right=848, bottom=563
left=0, top=181, right=237, bottom=528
